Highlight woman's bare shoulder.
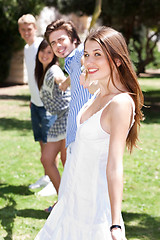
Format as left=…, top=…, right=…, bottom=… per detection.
left=109, top=93, right=133, bottom=117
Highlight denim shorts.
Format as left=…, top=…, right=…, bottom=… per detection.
left=30, top=102, right=57, bottom=143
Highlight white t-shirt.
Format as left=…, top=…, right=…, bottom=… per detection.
left=24, top=37, right=43, bottom=106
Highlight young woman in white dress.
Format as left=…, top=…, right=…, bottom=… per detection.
left=35, top=26, right=144, bottom=240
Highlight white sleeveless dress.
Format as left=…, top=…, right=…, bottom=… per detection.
left=35, top=92, right=135, bottom=240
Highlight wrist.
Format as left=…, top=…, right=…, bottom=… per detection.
left=110, top=225, right=122, bottom=232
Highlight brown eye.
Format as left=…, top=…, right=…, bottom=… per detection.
left=84, top=53, right=89, bottom=58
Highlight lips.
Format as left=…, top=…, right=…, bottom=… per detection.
left=88, top=68, right=98, bottom=74
left=57, top=47, right=66, bottom=56
left=24, top=35, right=30, bottom=39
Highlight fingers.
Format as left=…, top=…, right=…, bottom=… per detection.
left=80, top=70, right=90, bottom=89
left=58, top=82, right=68, bottom=91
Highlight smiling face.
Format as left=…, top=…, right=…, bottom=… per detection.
left=49, top=29, right=76, bottom=58
left=84, top=40, right=111, bottom=83
left=19, top=23, right=36, bottom=45
left=38, top=45, right=54, bottom=70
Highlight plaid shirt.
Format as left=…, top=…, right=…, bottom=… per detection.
left=65, top=43, right=92, bottom=147
left=40, top=65, right=70, bottom=141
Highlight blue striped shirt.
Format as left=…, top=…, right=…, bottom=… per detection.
left=65, top=43, right=92, bottom=147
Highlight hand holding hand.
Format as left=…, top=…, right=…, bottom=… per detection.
left=59, top=76, right=70, bottom=91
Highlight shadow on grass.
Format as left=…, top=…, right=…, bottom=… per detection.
left=0, top=94, right=30, bottom=101
left=123, top=211, right=160, bottom=240
left=0, top=189, right=159, bottom=240
left=0, top=117, right=32, bottom=131
left=0, top=183, right=33, bottom=196
left=0, top=183, right=48, bottom=240
left=142, top=90, right=160, bottom=124
left=0, top=90, right=160, bottom=129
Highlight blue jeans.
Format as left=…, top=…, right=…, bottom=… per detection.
left=30, top=102, right=57, bottom=143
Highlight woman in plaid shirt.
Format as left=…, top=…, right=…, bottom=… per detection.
left=35, top=39, right=70, bottom=198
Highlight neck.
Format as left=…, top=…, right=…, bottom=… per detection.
left=43, top=65, right=47, bottom=72
left=27, top=36, right=36, bottom=46
left=99, top=82, right=120, bottom=97
left=99, top=75, right=126, bottom=97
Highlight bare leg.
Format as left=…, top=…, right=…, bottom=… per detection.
left=39, top=140, right=59, bottom=175
left=39, top=141, right=47, bottom=175
left=60, top=139, right=66, bottom=167
left=41, top=141, right=63, bottom=194
left=39, top=140, right=45, bottom=154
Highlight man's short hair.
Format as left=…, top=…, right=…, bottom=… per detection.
left=18, top=14, right=36, bottom=26
left=45, top=19, right=81, bottom=47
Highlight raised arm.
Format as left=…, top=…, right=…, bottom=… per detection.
left=80, top=57, right=99, bottom=94
left=40, top=65, right=66, bottom=115
left=58, top=76, right=70, bottom=92
left=80, top=70, right=99, bottom=94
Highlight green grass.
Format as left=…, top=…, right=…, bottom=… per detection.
left=0, top=80, right=160, bottom=240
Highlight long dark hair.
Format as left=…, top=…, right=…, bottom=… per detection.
left=35, top=39, right=58, bottom=90
left=84, top=26, right=144, bottom=152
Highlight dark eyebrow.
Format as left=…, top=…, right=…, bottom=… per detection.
left=50, top=37, right=64, bottom=44
left=93, top=48, right=102, bottom=52
left=84, top=48, right=102, bottom=53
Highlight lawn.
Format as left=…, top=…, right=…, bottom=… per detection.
left=0, top=79, right=160, bottom=240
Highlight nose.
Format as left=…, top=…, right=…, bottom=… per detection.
left=24, top=30, right=30, bottom=36
left=43, top=52, right=47, bottom=57
left=57, top=42, right=62, bottom=47
left=84, top=56, right=93, bottom=67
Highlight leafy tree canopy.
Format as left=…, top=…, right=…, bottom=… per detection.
left=45, top=0, right=160, bottom=74
left=0, top=0, right=45, bottom=83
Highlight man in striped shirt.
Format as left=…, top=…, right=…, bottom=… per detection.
left=45, top=19, right=92, bottom=150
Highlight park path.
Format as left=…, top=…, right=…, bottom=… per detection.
left=0, top=84, right=29, bottom=96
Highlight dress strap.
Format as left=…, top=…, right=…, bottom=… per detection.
left=100, top=93, right=136, bottom=131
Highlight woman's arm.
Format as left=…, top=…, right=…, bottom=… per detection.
left=51, top=65, right=66, bottom=85
left=40, top=65, right=65, bottom=114
left=104, top=96, right=132, bottom=239
left=48, top=65, right=70, bottom=91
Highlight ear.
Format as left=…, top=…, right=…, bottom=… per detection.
left=115, top=58, right=121, bottom=67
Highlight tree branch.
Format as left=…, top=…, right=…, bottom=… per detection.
left=88, top=0, right=102, bottom=31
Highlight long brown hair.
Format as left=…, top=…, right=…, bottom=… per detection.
left=84, top=26, right=144, bottom=152
left=35, top=39, right=58, bottom=90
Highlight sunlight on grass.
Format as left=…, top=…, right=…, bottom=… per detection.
left=0, top=81, right=160, bottom=239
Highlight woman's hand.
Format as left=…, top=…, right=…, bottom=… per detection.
left=80, top=70, right=99, bottom=94
left=59, top=76, right=70, bottom=91
left=80, top=71, right=90, bottom=89
left=111, top=228, right=123, bottom=240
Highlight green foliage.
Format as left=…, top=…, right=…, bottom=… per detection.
left=0, top=0, right=45, bottom=83
left=101, top=0, right=160, bottom=73
left=128, top=25, right=160, bottom=74
left=146, top=47, right=160, bottom=69
left=45, top=0, right=160, bottom=74
left=45, top=0, right=94, bottom=15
